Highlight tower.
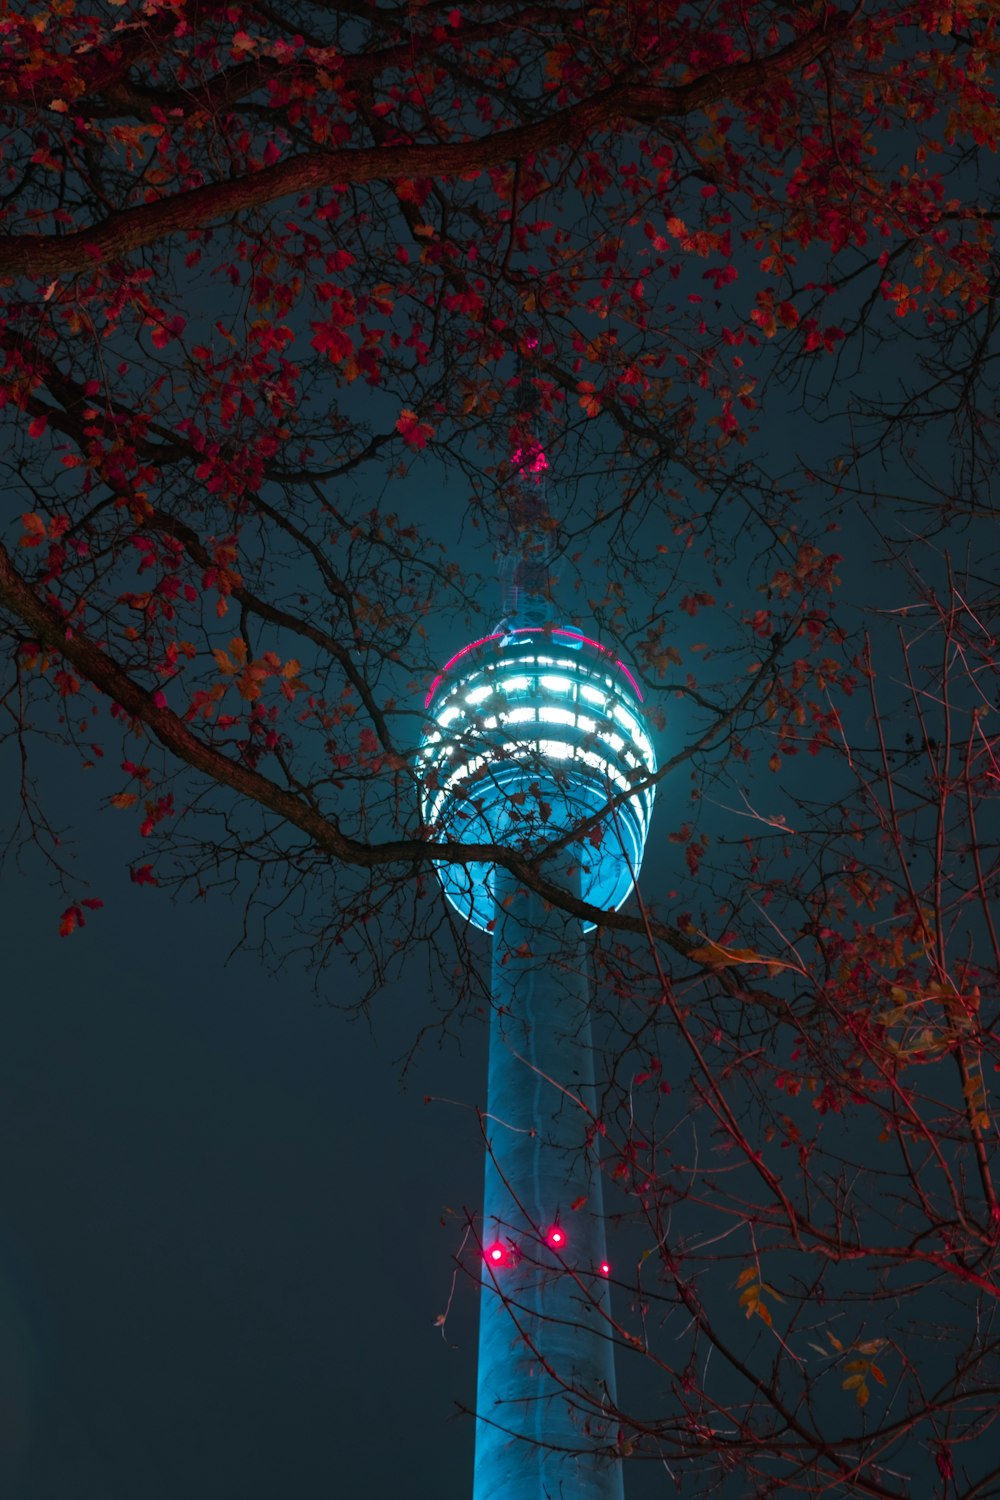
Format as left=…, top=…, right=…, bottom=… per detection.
left=419, top=428, right=656, bottom=1499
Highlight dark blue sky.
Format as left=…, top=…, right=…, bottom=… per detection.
left=1, top=822, right=489, bottom=1497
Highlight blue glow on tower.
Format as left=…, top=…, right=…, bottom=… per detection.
left=421, top=626, right=656, bottom=932
left=419, top=397, right=656, bottom=1499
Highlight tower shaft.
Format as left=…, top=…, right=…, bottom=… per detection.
left=474, top=865, right=624, bottom=1500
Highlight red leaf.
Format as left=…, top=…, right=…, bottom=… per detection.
left=59, top=906, right=81, bottom=937
left=150, top=315, right=186, bottom=350
left=395, top=408, right=434, bottom=450
left=28, top=415, right=48, bottom=438
left=59, top=901, right=99, bottom=935
left=19, top=512, right=47, bottom=548
left=310, top=320, right=354, bottom=361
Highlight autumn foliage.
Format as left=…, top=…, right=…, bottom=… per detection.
left=1, top=0, right=999, bottom=1493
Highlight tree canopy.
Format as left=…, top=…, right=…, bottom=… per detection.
left=1, top=1, right=999, bottom=1494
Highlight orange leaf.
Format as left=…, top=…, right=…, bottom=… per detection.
left=19, top=512, right=47, bottom=548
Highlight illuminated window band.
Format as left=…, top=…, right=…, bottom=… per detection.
left=424, top=627, right=644, bottom=710
left=419, top=627, right=657, bottom=932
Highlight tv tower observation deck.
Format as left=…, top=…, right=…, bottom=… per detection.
left=418, top=445, right=657, bottom=1500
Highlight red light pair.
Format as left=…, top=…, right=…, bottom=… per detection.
left=485, top=1234, right=609, bottom=1275
left=484, top=1225, right=567, bottom=1265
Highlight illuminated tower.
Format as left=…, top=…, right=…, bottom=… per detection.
left=419, top=423, right=656, bottom=1500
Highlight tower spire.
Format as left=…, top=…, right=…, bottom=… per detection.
left=497, top=336, right=558, bottom=630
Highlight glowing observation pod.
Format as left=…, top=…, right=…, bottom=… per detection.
left=418, top=625, right=657, bottom=930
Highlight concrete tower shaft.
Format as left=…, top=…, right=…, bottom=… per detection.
left=476, top=865, right=624, bottom=1500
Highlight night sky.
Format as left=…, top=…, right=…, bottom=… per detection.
left=1, top=783, right=489, bottom=1497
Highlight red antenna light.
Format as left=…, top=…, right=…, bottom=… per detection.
left=512, top=440, right=549, bottom=476
left=546, top=1224, right=566, bottom=1250
left=484, top=1241, right=510, bottom=1268
left=600, top=1261, right=610, bottom=1277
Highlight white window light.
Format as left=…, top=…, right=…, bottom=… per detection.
left=438, top=705, right=461, bottom=727
left=575, top=749, right=629, bottom=791
left=538, top=738, right=572, bottom=759
left=426, top=791, right=446, bottom=823
left=466, top=684, right=492, bottom=705
left=636, top=734, right=654, bottom=763
left=614, top=705, right=640, bottom=738
left=576, top=713, right=597, bottom=734
left=498, top=675, right=531, bottom=693
left=446, top=753, right=488, bottom=790
left=540, top=674, right=574, bottom=694
left=539, top=706, right=575, bottom=727
left=601, top=731, right=625, bottom=754
left=503, top=706, right=536, bottom=724
left=580, top=684, right=606, bottom=707
left=611, top=705, right=653, bottom=761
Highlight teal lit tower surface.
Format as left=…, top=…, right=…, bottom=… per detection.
left=419, top=483, right=657, bottom=1499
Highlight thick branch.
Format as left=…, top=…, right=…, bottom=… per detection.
left=0, top=18, right=849, bottom=280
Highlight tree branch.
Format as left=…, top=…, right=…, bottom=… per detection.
left=0, top=17, right=850, bottom=279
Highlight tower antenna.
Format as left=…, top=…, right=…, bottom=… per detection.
left=497, top=335, right=558, bottom=631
